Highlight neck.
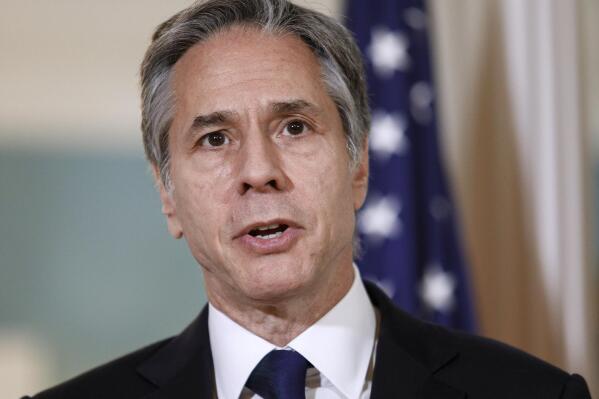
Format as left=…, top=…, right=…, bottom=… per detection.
left=206, top=263, right=354, bottom=347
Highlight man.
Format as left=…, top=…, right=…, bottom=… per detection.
left=26, top=0, right=591, bottom=398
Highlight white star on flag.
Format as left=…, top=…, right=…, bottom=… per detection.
left=420, top=264, right=456, bottom=312
left=410, top=81, right=434, bottom=124
left=367, top=27, right=410, bottom=78
left=403, top=7, right=427, bottom=30
left=370, top=112, right=408, bottom=161
left=358, top=196, right=402, bottom=241
left=430, top=195, right=451, bottom=221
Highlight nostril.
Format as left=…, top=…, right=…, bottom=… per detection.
left=240, top=179, right=278, bottom=194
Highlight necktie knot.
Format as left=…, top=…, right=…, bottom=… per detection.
left=246, top=350, right=311, bottom=399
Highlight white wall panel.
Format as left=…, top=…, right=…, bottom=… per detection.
left=0, top=0, right=341, bottom=152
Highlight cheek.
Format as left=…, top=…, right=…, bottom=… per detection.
left=178, top=153, right=235, bottom=201
left=172, top=158, right=235, bottom=246
left=287, top=148, right=355, bottom=233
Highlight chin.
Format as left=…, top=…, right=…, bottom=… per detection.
left=239, top=267, right=313, bottom=304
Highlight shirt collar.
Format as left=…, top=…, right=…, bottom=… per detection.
left=208, top=264, right=376, bottom=399
left=209, top=301, right=274, bottom=399
left=288, top=264, right=376, bottom=399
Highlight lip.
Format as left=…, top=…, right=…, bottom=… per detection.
left=234, top=219, right=303, bottom=255
left=233, top=218, right=300, bottom=239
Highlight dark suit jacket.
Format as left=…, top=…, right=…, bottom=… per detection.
left=25, top=281, right=591, bottom=398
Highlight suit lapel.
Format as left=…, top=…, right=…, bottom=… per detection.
left=137, top=306, right=215, bottom=399
left=365, top=282, right=466, bottom=399
left=370, top=339, right=464, bottom=399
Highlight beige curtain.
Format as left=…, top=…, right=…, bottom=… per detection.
left=430, top=0, right=597, bottom=395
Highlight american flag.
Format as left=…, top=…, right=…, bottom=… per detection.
left=346, top=0, right=477, bottom=331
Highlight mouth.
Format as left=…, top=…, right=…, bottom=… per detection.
left=236, top=220, right=301, bottom=254
left=247, top=223, right=289, bottom=239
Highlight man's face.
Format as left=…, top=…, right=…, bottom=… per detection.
left=158, top=26, right=368, bottom=306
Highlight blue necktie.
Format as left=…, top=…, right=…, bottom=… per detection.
left=245, top=350, right=311, bottom=399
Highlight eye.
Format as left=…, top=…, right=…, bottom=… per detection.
left=283, top=120, right=309, bottom=136
left=199, top=131, right=229, bottom=147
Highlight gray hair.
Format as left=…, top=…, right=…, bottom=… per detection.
left=140, top=0, right=370, bottom=190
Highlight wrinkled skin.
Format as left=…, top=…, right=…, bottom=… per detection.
left=155, top=26, right=368, bottom=344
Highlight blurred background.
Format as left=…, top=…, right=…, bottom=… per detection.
left=0, top=0, right=597, bottom=397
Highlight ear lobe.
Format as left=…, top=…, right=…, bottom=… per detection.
left=352, top=141, right=369, bottom=210
left=151, top=165, right=184, bottom=239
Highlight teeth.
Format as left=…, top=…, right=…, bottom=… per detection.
left=255, top=224, right=280, bottom=231
left=256, top=231, right=284, bottom=240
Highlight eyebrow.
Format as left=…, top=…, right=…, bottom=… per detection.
left=190, top=110, right=238, bottom=131
left=270, top=99, right=322, bottom=116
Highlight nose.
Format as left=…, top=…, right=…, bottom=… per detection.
left=236, top=133, right=289, bottom=195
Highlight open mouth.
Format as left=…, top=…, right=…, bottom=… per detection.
left=247, top=223, right=289, bottom=239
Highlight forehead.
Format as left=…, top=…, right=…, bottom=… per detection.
left=170, top=25, right=334, bottom=117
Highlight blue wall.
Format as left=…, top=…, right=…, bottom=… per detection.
left=0, top=149, right=206, bottom=384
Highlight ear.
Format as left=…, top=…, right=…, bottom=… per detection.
left=352, top=140, right=369, bottom=210
left=151, top=165, right=183, bottom=239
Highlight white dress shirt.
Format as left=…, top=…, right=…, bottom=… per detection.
left=208, top=264, right=377, bottom=399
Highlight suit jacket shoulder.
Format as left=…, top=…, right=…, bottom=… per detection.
left=24, top=338, right=171, bottom=399
left=24, top=307, right=215, bottom=399
left=434, top=326, right=588, bottom=398
left=364, top=281, right=592, bottom=399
